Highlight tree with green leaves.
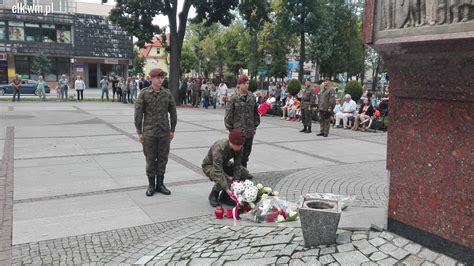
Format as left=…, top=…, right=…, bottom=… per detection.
left=31, top=53, right=51, bottom=76
left=366, top=47, right=386, bottom=92
left=220, top=23, right=246, bottom=76
left=129, top=47, right=145, bottom=76
left=258, top=19, right=297, bottom=79
left=279, top=0, right=327, bottom=82
left=109, top=0, right=239, bottom=103
left=180, top=41, right=198, bottom=77
left=238, top=0, right=272, bottom=77
left=307, top=0, right=364, bottom=81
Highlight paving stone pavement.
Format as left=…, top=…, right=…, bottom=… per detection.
left=275, top=162, right=388, bottom=207
left=1, top=102, right=466, bottom=265
left=143, top=224, right=463, bottom=266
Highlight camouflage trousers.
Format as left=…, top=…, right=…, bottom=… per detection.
left=318, top=111, right=332, bottom=134
left=301, top=107, right=312, bottom=127
left=203, top=163, right=251, bottom=193
left=142, top=135, right=170, bottom=177
left=192, top=93, right=200, bottom=106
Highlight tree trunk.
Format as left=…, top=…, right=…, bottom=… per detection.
left=166, top=0, right=191, bottom=105
left=298, top=29, right=305, bottom=83
left=371, top=57, right=380, bottom=92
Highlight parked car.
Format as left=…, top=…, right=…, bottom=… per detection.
left=0, top=80, right=51, bottom=96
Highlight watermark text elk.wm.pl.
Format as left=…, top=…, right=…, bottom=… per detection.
left=12, top=3, right=54, bottom=15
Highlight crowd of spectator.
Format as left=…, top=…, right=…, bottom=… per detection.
left=255, top=80, right=389, bottom=132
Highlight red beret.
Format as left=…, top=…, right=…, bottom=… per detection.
left=229, top=128, right=246, bottom=145
left=149, top=68, right=167, bottom=78
left=237, top=75, right=249, bottom=85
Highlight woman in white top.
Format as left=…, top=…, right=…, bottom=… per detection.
left=74, top=75, right=86, bottom=101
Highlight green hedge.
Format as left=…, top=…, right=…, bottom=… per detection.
left=287, top=79, right=302, bottom=96
left=249, top=79, right=258, bottom=92
left=224, top=72, right=235, bottom=88
left=344, top=80, right=363, bottom=101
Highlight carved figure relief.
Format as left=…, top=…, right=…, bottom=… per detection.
left=380, top=0, right=474, bottom=30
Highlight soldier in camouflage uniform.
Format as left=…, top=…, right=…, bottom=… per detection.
left=300, top=79, right=317, bottom=133
left=191, top=79, right=200, bottom=107
left=135, top=68, right=177, bottom=197
left=224, top=75, right=260, bottom=168
left=317, top=79, right=336, bottom=137
left=202, top=128, right=253, bottom=207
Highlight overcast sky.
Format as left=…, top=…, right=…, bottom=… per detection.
left=77, top=0, right=197, bottom=29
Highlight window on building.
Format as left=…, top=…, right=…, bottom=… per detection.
left=19, top=0, right=35, bottom=4
left=15, top=56, right=30, bottom=79
left=41, top=24, right=56, bottom=43
left=8, top=21, right=24, bottom=41
left=0, top=1, right=4, bottom=5
left=46, top=58, right=57, bottom=81
left=25, top=23, right=42, bottom=42
left=56, top=25, right=71, bottom=43
left=56, top=57, right=69, bottom=77
left=15, top=56, right=70, bottom=81
left=53, top=0, right=68, bottom=12
left=156, top=48, right=160, bottom=55
left=0, top=22, right=6, bottom=40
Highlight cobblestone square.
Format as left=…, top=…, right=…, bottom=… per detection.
left=0, top=102, right=462, bottom=265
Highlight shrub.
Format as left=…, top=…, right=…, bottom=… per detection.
left=344, top=80, right=363, bottom=101
left=287, top=79, right=302, bottom=96
left=224, top=72, right=235, bottom=87
left=248, top=79, right=258, bottom=93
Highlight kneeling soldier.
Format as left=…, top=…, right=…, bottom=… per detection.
left=202, top=128, right=253, bottom=207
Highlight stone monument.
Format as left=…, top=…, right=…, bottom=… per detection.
left=364, top=0, right=473, bottom=263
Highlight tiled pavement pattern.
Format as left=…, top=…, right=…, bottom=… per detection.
left=145, top=224, right=462, bottom=266
left=276, top=162, right=388, bottom=207
left=12, top=216, right=214, bottom=265
left=1, top=102, right=462, bottom=265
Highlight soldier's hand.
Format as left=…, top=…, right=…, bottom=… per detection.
left=169, top=131, right=175, bottom=141
left=138, top=134, right=144, bottom=144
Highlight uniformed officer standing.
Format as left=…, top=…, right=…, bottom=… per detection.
left=225, top=75, right=260, bottom=168
left=191, top=79, right=200, bottom=107
left=300, top=78, right=317, bottom=133
left=317, top=79, right=336, bottom=137
left=135, top=68, right=177, bottom=197
left=202, top=128, right=254, bottom=207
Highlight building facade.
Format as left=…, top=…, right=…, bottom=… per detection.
left=139, top=36, right=169, bottom=78
left=0, top=0, right=132, bottom=88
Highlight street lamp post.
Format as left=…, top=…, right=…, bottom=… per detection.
left=264, top=54, right=272, bottom=95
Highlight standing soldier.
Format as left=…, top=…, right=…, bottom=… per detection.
left=202, top=128, right=254, bottom=207
left=300, top=78, right=317, bottom=133
left=135, top=68, right=177, bottom=197
left=317, top=79, right=336, bottom=137
left=191, top=79, right=200, bottom=107
left=225, top=75, right=260, bottom=168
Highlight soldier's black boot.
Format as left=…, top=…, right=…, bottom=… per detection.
left=317, top=132, right=325, bottom=136
left=146, top=176, right=155, bottom=197
left=156, top=175, right=171, bottom=195
left=305, top=126, right=312, bottom=133
left=299, top=126, right=307, bottom=133
left=219, top=191, right=237, bottom=206
left=209, top=190, right=220, bottom=207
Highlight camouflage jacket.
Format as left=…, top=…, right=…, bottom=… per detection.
left=135, top=86, right=177, bottom=137
left=190, top=83, right=200, bottom=94
left=202, top=139, right=251, bottom=188
left=318, top=87, right=336, bottom=112
left=225, top=91, right=260, bottom=137
left=301, top=86, right=317, bottom=109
